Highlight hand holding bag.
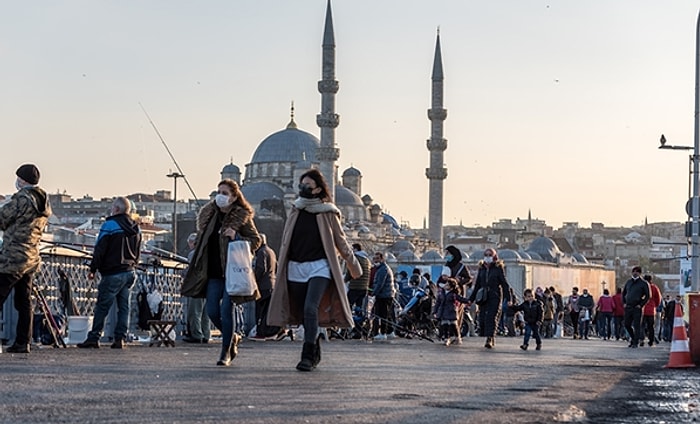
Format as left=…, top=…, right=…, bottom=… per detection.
left=225, top=240, right=257, bottom=296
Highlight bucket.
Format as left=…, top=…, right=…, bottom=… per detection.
left=67, top=316, right=93, bottom=344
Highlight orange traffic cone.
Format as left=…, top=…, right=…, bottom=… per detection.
left=665, top=302, right=696, bottom=368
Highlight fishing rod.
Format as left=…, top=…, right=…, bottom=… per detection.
left=138, top=102, right=202, bottom=208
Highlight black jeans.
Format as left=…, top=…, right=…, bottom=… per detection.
left=0, top=272, right=33, bottom=346
left=624, top=306, right=643, bottom=345
left=288, top=278, right=330, bottom=344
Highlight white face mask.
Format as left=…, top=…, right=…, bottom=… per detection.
left=438, top=283, right=446, bottom=289
left=484, top=256, right=493, bottom=264
left=215, top=194, right=231, bottom=208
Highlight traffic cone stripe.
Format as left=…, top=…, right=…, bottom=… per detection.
left=665, top=302, right=696, bottom=368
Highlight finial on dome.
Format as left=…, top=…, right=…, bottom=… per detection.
left=287, top=100, right=297, bottom=129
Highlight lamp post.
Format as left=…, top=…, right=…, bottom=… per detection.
left=167, top=171, right=184, bottom=254
left=659, top=9, right=700, bottom=292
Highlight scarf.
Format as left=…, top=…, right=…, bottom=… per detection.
left=293, top=197, right=341, bottom=215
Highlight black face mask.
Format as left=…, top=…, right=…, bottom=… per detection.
left=298, top=184, right=316, bottom=199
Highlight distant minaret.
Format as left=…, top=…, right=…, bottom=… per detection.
left=426, top=29, right=447, bottom=247
left=316, top=0, right=340, bottom=199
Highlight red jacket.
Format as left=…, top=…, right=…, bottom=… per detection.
left=597, top=295, right=615, bottom=313
left=612, top=293, right=625, bottom=317
left=643, top=283, right=662, bottom=316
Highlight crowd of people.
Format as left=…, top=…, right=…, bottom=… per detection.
left=0, top=164, right=687, bottom=371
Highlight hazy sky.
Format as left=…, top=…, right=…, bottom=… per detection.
left=2, top=1, right=699, bottom=229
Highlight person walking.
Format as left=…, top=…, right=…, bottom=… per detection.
left=509, top=288, right=544, bottom=351
left=596, top=289, right=615, bottom=340
left=181, top=179, right=261, bottom=366
left=267, top=169, right=361, bottom=372
left=250, top=233, right=280, bottom=340
left=371, top=251, right=395, bottom=341
left=0, top=164, right=51, bottom=353
left=566, top=287, right=581, bottom=339
left=433, top=277, right=469, bottom=346
left=467, top=248, right=510, bottom=349
left=78, top=196, right=141, bottom=349
left=622, top=266, right=650, bottom=348
left=181, top=232, right=211, bottom=344
left=549, top=286, right=564, bottom=338
left=612, top=287, right=626, bottom=340
left=577, top=288, right=595, bottom=340
left=640, top=274, right=661, bottom=347
left=345, top=243, right=371, bottom=312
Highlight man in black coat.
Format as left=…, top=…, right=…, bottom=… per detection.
left=622, top=266, right=650, bottom=348
left=251, top=234, right=280, bottom=339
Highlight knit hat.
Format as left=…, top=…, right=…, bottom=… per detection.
left=16, top=164, right=40, bottom=185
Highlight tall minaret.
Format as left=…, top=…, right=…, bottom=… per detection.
left=316, top=0, right=340, bottom=199
left=426, top=29, right=447, bottom=247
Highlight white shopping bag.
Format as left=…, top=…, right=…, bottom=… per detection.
left=225, top=240, right=257, bottom=296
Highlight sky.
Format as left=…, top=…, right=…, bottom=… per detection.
left=2, top=1, right=700, bottom=229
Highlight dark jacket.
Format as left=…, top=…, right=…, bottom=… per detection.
left=90, top=213, right=141, bottom=276
left=445, top=245, right=472, bottom=287
left=434, top=289, right=469, bottom=321
left=0, top=186, right=51, bottom=275
left=622, top=277, right=650, bottom=309
left=181, top=201, right=261, bottom=301
left=372, top=262, right=395, bottom=299
left=510, top=299, right=544, bottom=325
left=345, top=251, right=371, bottom=291
left=254, top=242, right=277, bottom=297
left=468, top=261, right=510, bottom=304
left=577, top=294, right=595, bottom=314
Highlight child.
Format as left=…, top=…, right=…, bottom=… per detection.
left=433, top=277, right=469, bottom=346
left=509, top=288, right=544, bottom=351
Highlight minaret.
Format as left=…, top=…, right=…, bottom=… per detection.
left=316, top=0, right=340, bottom=200
left=426, top=29, right=447, bottom=247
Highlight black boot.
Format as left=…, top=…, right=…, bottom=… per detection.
left=6, top=343, right=30, bottom=353
left=296, top=342, right=315, bottom=372
left=217, top=345, right=232, bottom=366
left=312, top=335, right=322, bottom=368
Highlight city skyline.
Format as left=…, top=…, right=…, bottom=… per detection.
left=2, top=1, right=699, bottom=229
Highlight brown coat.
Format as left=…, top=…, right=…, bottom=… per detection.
left=267, top=206, right=361, bottom=328
left=181, top=200, right=261, bottom=303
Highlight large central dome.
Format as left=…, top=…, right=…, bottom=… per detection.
left=250, top=122, right=320, bottom=164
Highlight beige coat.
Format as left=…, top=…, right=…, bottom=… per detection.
left=267, top=206, right=362, bottom=328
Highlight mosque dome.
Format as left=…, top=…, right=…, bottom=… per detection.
left=518, top=250, right=533, bottom=260
left=498, top=249, right=522, bottom=261
left=335, top=185, right=364, bottom=207
left=421, top=250, right=443, bottom=261
left=250, top=122, right=320, bottom=164
left=527, top=237, right=562, bottom=263
left=527, top=251, right=544, bottom=261
left=222, top=162, right=240, bottom=174
left=397, top=249, right=419, bottom=262
left=572, top=253, right=589, bottom=264
left=240, top=182, right=285, bottom=205
left=390, top=240, right=416, bottom=254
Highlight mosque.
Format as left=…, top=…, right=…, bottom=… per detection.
left=217, top=0, right=446, bottom=256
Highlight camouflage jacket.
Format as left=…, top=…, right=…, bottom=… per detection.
left=0, top=186, right=51, bottom=275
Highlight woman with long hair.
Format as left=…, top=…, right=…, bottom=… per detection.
left=468, top=247, right=510, bottom=349
left=267, top=169, right=362, bottom=371
left=182, top=179, right=261, bottom=366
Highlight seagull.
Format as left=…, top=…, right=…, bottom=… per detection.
left=660, top=134, right=667, bottom=146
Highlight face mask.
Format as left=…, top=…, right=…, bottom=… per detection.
left=215, top=194, right=231, bottom=208
left=373, top=261, right=381, bottom=267
left=438, top=283, right=446, bottom=289
left=15, top=179, right=22, bottom=191
left=484, top=256, right=493, bottom=264
left=445, top=254, right=453, bottom=262
left=298, top=184, right=316, bottom=199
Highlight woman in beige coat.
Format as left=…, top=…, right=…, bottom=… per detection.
left=267, top=169, right=362, bottom=371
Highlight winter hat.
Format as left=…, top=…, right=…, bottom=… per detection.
left=16, top=164, right=40, bottom=185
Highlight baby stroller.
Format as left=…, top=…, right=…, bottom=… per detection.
left=395, top=287, right=438, bottom=340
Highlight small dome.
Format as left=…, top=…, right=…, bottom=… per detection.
left=573, top=253, right=589, bottom=264
left=421, top=250, right=443, bottom=261
left=385, top=252, right=397, bottom=262
left=342, top=166, right=361, bottom=177
left=222, top=162, right=240, bottom=174
left=518, top=250, right=532, bottom=260
left=469, top=249, right=484, bottom=260
left=527, top=237, right=562, bottom=263
left=335, top=185, right=364, bottom=207
left=397, top=249, right=419, bottom=261
left=499, top=249, right=522, bottom=261
left=251, top=126, right=320, bottom=164
left=240, top=182, right=284, bottom=205
left=390, top=240, right=415, bottom=254
left=526, top=251, right=544, bottom=261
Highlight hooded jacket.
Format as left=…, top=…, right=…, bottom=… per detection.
left=90, top=213, right=142, bottom=276
left=0, top=186, right=51, bottom=275
left=445, top=245, right=472, bottom=287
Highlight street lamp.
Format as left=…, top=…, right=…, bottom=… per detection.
left=658, top=9, right=700, bottom=292
left=166, top=171, right=184, bottom=254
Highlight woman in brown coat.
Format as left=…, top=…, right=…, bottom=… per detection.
left=182, top=179, right=261, bottom=366
left=267, top=169, right=361, bottom=371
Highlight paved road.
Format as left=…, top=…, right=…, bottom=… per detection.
left=0, top=335, right=696, bottom=423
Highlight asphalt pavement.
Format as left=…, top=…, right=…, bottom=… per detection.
left=0, top=335, right=697, bottom=423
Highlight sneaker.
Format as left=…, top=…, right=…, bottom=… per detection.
left=536, top=344, right=542, bottom=351
left=6, top=343, right=30, bottom=353
left=520, top=344, right=528, bottom=351
left=386, top=332, right=397, bottom=339
left=373, top=334, right=387, bottom=341
left=77, top=340, right=100, bottom=349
